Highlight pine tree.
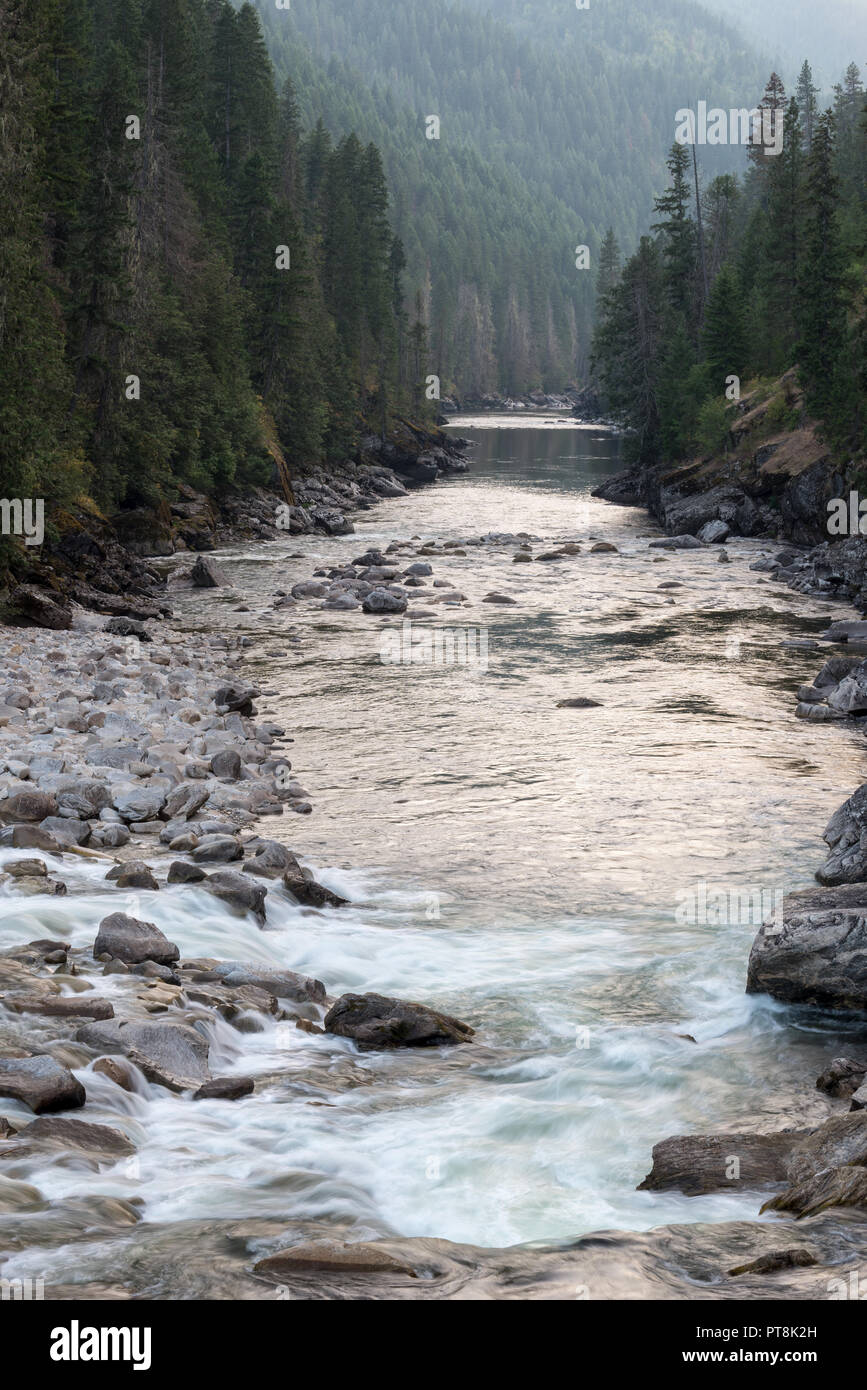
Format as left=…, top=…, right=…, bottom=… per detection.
left=796, top=110, right=848, bottom=430
left=796, top=60, right=818, bottom=153
left=703, top=265, right=748, bottom=391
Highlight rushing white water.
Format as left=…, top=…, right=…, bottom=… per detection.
left=3, top=418, right=867, bottom=1265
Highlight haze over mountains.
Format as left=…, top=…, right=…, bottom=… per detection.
left=249, top=0, right=775, bottom=393
left=698, top=0, right=864, bottom=88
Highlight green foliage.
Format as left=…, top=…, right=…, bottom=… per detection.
left=593, top=60, right=867, bottom=465
left=0, top=0, right=420, bottom=524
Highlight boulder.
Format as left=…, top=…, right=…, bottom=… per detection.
left=637, top=1131, right=804, bottom=1195
left=162, top=784, right=209, bottom=822
left=648, top=535, right=702, bottom=550
left=120, top=1021, right=211, bottom=1093
left=105, top=862, right=159, bottom=891
left=1, top=790, right=57, bottom=822
left=0, top=1056, right=86, bottom=1114
left=9, top=585, right=72, bottom=630
left=5, top=996, right=114, bottom=1021
left=0, top=1116, right=134, bottom=1163
left=816, top=1057, right=867, bottom=1099
left=94, top=912, right=180, bottom=966
left=728, top=1249, right=818, bottom=1277
left=362, top=588, right=408, bottom=615
left=324, top=992, right=474, bottom=1050
left=786, top=1112, right=867, bottom=1184
left=191, top=834, right=243, bottom=864
left=761, top=1165, right=867, bottom=1218
left=243, top=840, right=298, bottom=879
left=818, top=782, right=867, bottom=882
left=167, top=860, right=206, bottom=884
left=746, top=883, right=867, bottom=1009
left=697, top=520, right=730, bottom=544
left=213, top=684, right=258, bottom=716
left=202, top=870, right=267, bottom=923
left=194, top=1077, right=254, bottom=1101
left=210, top=750, right=242, bottom=781
left=191, top=555, right=228, bottom=588
left=282, top=866, right=347, bottom=909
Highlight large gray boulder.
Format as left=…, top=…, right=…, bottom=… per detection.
left=324, top=992, right=474, bottom=1050
left=120, top=1021, right=211, bottom=1093
left=362, top=588, right=408, bottom=615
left=637, top=1131, right=804, bottom=1196
left=94, top=912, right=180, bottom=966
left=746, top=883, right=867, bottom=1010
left=201, top=869, right=267, bottom=923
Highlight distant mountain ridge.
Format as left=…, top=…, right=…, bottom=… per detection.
left=245, top=0, right=771, bottom=394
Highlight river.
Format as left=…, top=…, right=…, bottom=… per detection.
left=2, top=416, right=866, bottom=1283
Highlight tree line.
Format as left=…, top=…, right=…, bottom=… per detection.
left=0, top=0, right=426, bottom=548
left=592, top=63, right=867, bottom=463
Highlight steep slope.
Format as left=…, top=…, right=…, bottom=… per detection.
left=246, top=0, right=769, bottom=394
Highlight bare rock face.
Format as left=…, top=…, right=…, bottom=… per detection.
left=786, top=1112, right=867, bottom=1185
left=324, top=992, right=474, bottom=1050
left=94, top=912, right=180, bottom=966
left=0, top=1056, right=86, bottom=1114
left=761, top=1165, right=867, bottom=1219
left=637, top=1132, right=805, bottom=1196
left=746, top=883, right=867, bottom=1010
left=817, top=782, right=867, bottom=884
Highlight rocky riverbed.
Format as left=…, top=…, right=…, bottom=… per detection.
left=3, top=441, right=867, bottom=1299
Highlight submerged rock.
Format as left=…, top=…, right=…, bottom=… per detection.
left=94, top=912, right=180, bottom=966
left=253, top=1240, right=418, bottom=1278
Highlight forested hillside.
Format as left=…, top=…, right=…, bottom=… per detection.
left=248, top=0, right=768, bottom=395
left=0, top=0, right=418, bottom=551
left=592, top=65, right=867, bottom=465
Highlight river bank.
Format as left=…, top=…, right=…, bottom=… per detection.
left=1, top=421, right=866, bottom=1299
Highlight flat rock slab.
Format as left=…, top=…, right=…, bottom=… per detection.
left=0, top=1056, right=86, bottom=1114
left=746, top=883, right=867, bottom=1010
left=0, top=1116, right=135, bottom=1162
left=94, top=912, right=180, bottom=966
left=253, top=1240, right=418, bottom=1278
left=637, top=1131, right=807, bottom=1195
left=5, top=995, right=115, bottom=1020
left=324, top=992, right=474, bottom=1050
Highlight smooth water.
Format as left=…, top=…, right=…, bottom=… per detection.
left=3, top=419, right=867, bottom=1270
